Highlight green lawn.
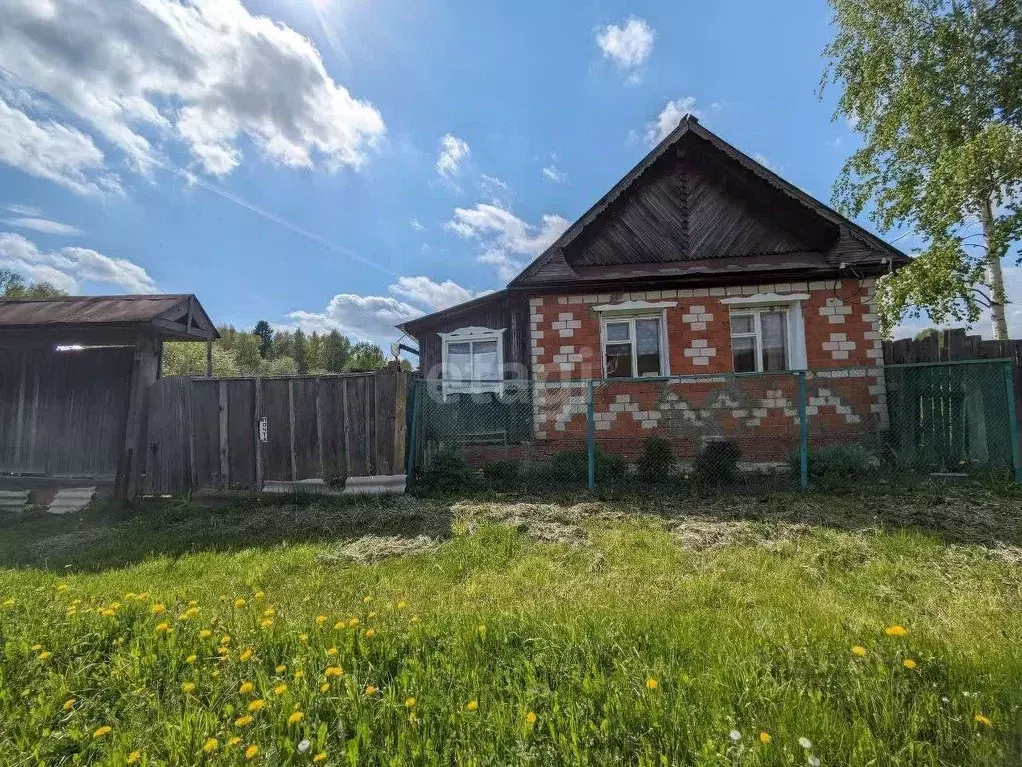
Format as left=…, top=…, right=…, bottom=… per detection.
left=1, top=483, right=1021, bottom=765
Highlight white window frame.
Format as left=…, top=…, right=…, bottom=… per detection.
left=722, top=293, right=808, bottom=372
left=439, top=326, right=505, bottom=396
left=598, top=307, right=672, bottom=379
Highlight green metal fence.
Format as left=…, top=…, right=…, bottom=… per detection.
left=407, top=360, right=1021, bottom=491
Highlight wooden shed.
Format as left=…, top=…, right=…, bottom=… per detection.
left=0, top=295, right=218, bottom=499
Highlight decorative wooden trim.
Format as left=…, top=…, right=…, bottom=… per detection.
left=719, top=292, right=810, bottom=305
left=593, top=300, right=678, bottom=313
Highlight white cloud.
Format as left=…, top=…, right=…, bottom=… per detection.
left=389, top=276, right=483, bottom=311
left=5, top=204, right=41, bottom=217
left=287, top=293, right=423, bottom=343
left=436, top=134, right=470, bottom=178
left=542, top=165, right=566, bottom=183
left=0, top=96, right=122, bottom=196
left=0, top=0, right=385, bottom=179
left=409, top=218, right=425, bottom=231
left=3, top=216, right=83, bottom=236
left=447, top=203, right=570, bottom=282
left=0, top=232, right=157, bottom=293
left=596, top=17, right=655, bottom=79
left=645, top=97, right=710, bottom=146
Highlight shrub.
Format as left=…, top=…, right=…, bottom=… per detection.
left=417, top=447, right=477, bottom=493
left=637, top=437, right=675, bottom=483
left=482, top=459, right=521, bottom=484
left=692, top=440, right=741, bottom=486
left=550, top=449, right=629, bottom=484
left=792, top=443, right=874, bottom=486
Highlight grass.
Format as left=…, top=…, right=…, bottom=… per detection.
left=1, top=483, right=1022, bottom=764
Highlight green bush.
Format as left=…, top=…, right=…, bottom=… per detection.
left=692, top=440, right=741, bottom=486
left=637, top=437, right=675, bottom=482
left=482, top=459, right=521, bottom=484
left=792, top=443, right=874, bottom=485
left=550, top=449, right=629, bottom=484
left=417, top=447, right=477, bottom=493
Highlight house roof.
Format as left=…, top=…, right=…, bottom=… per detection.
left=510, top=115, right=909, bottom=288
left=397, top=289, right=510, bottom=335
left=0, top=294, right=219, bottom=341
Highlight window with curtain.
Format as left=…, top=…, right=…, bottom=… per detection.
left=603, top=316, right=665, bottom=377
left=441, top=329, right=504, bottom=394
left=730, top=308, right=789, bottom=373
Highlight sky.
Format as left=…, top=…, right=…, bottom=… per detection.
left=0, top=0, right=1018, bottom=346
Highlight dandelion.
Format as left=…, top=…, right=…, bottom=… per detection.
left=2, top=598, right=14, bottom=607
left=275, top=664, right=287, bottom=674
left=186, top=654, right=197, bottom=665
left=405, top=697, right=417, bottom=708
left=298, top=633, right=309, bottom=644
left=903, top=658, right=918, bottom=669
left=182, top=682, right=197, bottom=693
left=151, top=603, right=166, bottom=615
left=325, top=647, right=338, bottom=656
left=729, top=730, right=742, bottom=742
left=203, top=738, right=218, bottom=753
left=274, top=684, right=288, bottom=696
left=248, top=699, right=266, bottom=713
left=56, top=584, right=68, bottom=592
left=759, top=731, right=771, bottom=744
left=288, top=711, right=304, bottom=725
left=798, top=737, right=813, bottom=750
left=294, top=670, right=305, bottom=680
left=239, top=648, right=254, bottom=662
left=333, top=621, right=345, bottom=630
left=93, top=726, right=112, bottom=738
left=239, top=681, right=255, bottom=694
left=254, top=590, right=265, bottom=600
left=884, top=625, right=908, bottom=637
left=368, top=611, right=377, bottom=619
left=397, top=600, right=408, bottom=610
left=234, top=715, right=253, bottom=727
left=364, top=628, right=376, bottom=639
left=313, top=754, right=327, bottom=763
left=466, top=700, right=478, bottom=711
left=228, top=736, right=242, bottom=747
left=199, top=629, right=212, bottom=639
left=363, top=595, right=373, bottom=604
left=101, top=608, right=116, bottom=618
left=245, top=744, right=259, bottom=760
left=320, top=683, right=330, bottom=693
left=316, top=615, right=328, bottom=625
left=851, top=645, right=867, bottom=657
left=525, top=711, right=537, bottom=725
left=975, top=713, right=993, bottom=727
left=262, top=608, right=276, bottom=618
left=31, top=644, right=42, bottom=651
left=155, top=622, right=170, bottom=634
left=38, top=651, right=52, bottom=660
left=298, top=739, right=311, bottom=753
left=348, top=617, right=360, bottom=628
left=260, top=619, right=273, bottom=629
left=63, top=698, right=75, bottom=711
left=365, top=685, right=377, bottom=695
left=809, top=757, right=821, bottom=767
left=127, top=752, right=140, bottom=764
left=646, top=678, right=658, bottom=690
left=221, top=634, right=232, bottom=645
left=324, top=666, right=343, bottom=678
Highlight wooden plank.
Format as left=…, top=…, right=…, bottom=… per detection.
left=190, top=380, right=220, bottom=488
left=227, top=379, right=256, bottom=490
left=186, top=379, right=196, bottom=490
left=288, top=379, right=298, bottom=482
left=262, top=379, right=292, bottom=481
left=254, top=377, right=265, bottom=491
left=117, top=335, right=160, bottom=501
left=316, top=379, right=326, bottom=479
left=218, top=380, right=229, bottom=488
left=291, top=378, right=320, bottom=480
left=342, top=379, right=353, bottom=477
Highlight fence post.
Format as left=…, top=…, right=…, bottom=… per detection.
left=587, top=380, right=595, bottom=491
left=798, top=371, right=808, bottom=489
left=405, top=379, right=421, bottom=484
left=1004, top=361, right=1022, bottom=484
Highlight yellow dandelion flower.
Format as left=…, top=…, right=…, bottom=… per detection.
left=63, top=698, right=75, bottom=711
left=288, top=710, right=304, bottom=725
left=137, top=592, right=149, bottom=601
left=220, top=634, right=231, bottom=645
left=325, top=646, right=338, bottom=656
left=884, top=625, right=908, bottom=637
left=245, top=744, right=259, bottom=760
left=975, top=713, right=993, bottom=727
left=363, top=595, right=373, bottom=604
left=298, top=633, right=309, bottom=644
left=56, top=584, right=69, bottom=592
left=2, top=598, right=14, bottom=607
left=396, top=600, right=407, bottom=610
left=234, top=715, right=253, bottom=727
left=368, top=611, right=377, bottom=619
left=199, top=629, right=212, bottom=639
left=239, top=681, right=255, bottom=694
left=903, top=658, right=918, bottom=669
left=38, top=651, right=52, bottom=660
left=324, top=666, right=343, bottom=678
left=239, top=648, right=254, bottom=662
left=293, top=670, right=305, bottom=680
left=333, top=621, right=344, bottom=630
left=273, top=683, right=288, bottom=696
left=405, top=697, right=416, bottom=708
left=100, top=608, right=116, bottom=618
left=31, top=644, right=42, bottom=651
left=319, top=683, right=330, bottom=693
left=313, top=754, right=327, bottom=763
left=186, top=654, right=197, bottom=665
left=203, top=737, right=218, bottom=753
left=259, top=619, right=273, bottom=629
left=253, top=591, right=265, bottom=600
left=217, top=646, right=229, bottom=656
left=182, top=682, right=197, bottom=693
left=93, top=725, right=112, bottom=738
left=155, top=622, right=170, bottom=634
left=316, top=615, right=328, bottom=625
left=228, top=736, right=242, bottom=746
left=364, top=628, right=376, bottom=639
left=525, top=711, right=537, bottom=725
left=275, top=664, right=287, bottom=674
left=248, top=699, right=265, bottom=713
left=646, top=678, right=658, bottom=690
left=234, top=598, right=247, bottom=609
left=348, top=617, right=360, bottom=628
left=262, top=608, right=275, bottom=618
left=151, top=603, right=166, bottom=615
left=466, top=700, right=478, bottom=711
left=851, top=645, right=867, bottom=657
left=477, top=624, right=486, bottom=637
left=127, top=751, right=140, bottom=763
left=759, top=731, right=771, bottom=745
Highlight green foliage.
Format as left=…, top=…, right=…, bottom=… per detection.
left=791, top=443, right=875, bottom=487
left=348, top=341, right=387, bottom=372
left=253, top=320, right=273, bottom=358
left=481, top=459, right=521, bottom=484
left=417, top=447, right=477, bottom=493
left=636, top=437, right=675, bottom=483
left=0, top=268, right=66, bottom=298
left=692, top=440, right=742, bottom=486
left=550, top=449, right=628, bottom=483
left=321, top=330, right=352, bottom=372
left=822, top=0, right=1022, bottom=338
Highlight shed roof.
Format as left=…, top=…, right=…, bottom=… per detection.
left=0, top=294, right=219, bottom=342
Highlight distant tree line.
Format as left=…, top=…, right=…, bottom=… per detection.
left=162, top=322, right=397, bottom=377
left=0, top=268, right=65, bottom=298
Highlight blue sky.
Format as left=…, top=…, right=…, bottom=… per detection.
left=1, top=0, right=1015, bottom=342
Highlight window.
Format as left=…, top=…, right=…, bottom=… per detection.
left=602, top=316, right=666, bottom=378
left=730, top=308, right=790, bottom=373
left=439, top=327, right=505, bottom=394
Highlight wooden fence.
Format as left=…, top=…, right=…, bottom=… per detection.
left=144, top=369, right=409, bottom=494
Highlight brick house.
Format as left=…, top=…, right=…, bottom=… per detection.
left=399, top=117, right=909, bottom=464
